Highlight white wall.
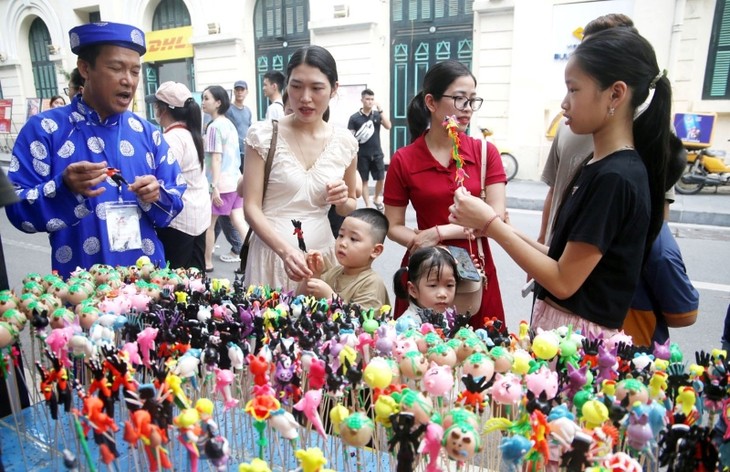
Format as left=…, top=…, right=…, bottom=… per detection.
left=1, top=0, right=727, bottom=169
left=310, top=0, right=391, bottom=151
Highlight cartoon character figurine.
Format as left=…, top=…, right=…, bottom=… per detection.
left=399, top=350, right=429, bottom=380
left=458, top=375, right=490, bottom=413
left=174, top=408, right=201, bottom=472
left=339, top=412, right=375, bottom=448
left=423, top=362, right=454, bottom=399
left=442, top=422, right=481, bottom=463
left=137, top=326, right=159, bottom=370
left=77, top=396, right=120, bottom=465
left=247, top=354, right=270, bottom=386
left=214, top=367, right=239, bottom=411
left=227, top=342, right=245, bottom=371
left=363, top=357, right=393, bottom=390
left=124, top=409, right=171, bottom=471
left=499, top=435, right=533, bottom=472
left=238, top=458, right=272, bottom=472
left=625, top=404, right=654, bottom=454
left=268, top=407, right=300, bottom=442
left=294, top=447, right=336, bottom=472
left=398, top=388, right=434, bottom=425
left=293, top=389, right=326, bottom=438
left=418, top=422, right=444, bottom=472
left=389, top=412, right=427, bottom=472
left=462, top=352, right=494, bottom=380
left=374, top=395, right=399, bottom=429
left=525, top=365, right=559, bottom=401
left=36, top=349, right=72, bottom=420
left=307, top=358, right=327, bottom=390
left=565, top=362, right=591, bottom=401
left=488, top=373, right=523, bottom=406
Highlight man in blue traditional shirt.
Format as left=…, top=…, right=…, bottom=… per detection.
left=5, top=22, right=185, bottom=277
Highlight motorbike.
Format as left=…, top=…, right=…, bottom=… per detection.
left=480, top=127, right=518, bottom=181
left=674, top=144, right=730, bottom=195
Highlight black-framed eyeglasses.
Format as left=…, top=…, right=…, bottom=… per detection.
left=64, top=87, right=70, bottom=96
left=441, top=94, right=484, bottom=112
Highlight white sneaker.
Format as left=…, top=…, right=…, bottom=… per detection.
left=220, top=252, right=241, bottom=263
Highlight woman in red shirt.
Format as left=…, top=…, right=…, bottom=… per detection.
left=383, top=60, right=507, bottom=327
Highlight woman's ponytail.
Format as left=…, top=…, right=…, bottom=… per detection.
left=633, top=74, right=672, bottom=248
left=393, top=267, right=410, bottom=300
left=407, top=91, right=429, bottom=143
left=170, top=99, right=205, bottom=168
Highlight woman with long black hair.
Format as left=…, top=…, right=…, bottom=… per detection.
left=148, top=81, right=211, bottom=270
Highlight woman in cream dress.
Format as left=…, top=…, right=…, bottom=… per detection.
left=241, top=46, right=358, bottom=292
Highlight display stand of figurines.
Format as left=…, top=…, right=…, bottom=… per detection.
left=0, top=257, right=726, bottom=471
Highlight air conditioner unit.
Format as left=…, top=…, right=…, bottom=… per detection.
left=333, top=4, right=349, bottom=18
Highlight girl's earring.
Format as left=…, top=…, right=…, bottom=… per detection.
left=608, top=107, right=615, bottom=117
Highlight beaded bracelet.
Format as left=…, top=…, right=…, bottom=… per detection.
left=481, top=214, right=501, bottom=236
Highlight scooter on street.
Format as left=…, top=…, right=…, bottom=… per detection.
left=480, top=127, right=519, bottom=181
left=675, top=143, right=730, bottom=195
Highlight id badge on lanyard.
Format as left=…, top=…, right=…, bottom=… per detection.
left=106, top=201, right=142, bottom=251
left=89, top=119, right=142, bottom=252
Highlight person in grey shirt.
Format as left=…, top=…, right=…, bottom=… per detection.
left=226, top=80, right=253, bottom=165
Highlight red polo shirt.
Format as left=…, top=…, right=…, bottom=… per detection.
left=384, top=132, right=507, bottom=327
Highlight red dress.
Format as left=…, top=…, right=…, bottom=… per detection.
left=383, top=132, right=506, bottom=327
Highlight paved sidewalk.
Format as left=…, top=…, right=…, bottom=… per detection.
left=505, top=178, right=730, bottom=227
left=4, top=151, right=730, bottom=227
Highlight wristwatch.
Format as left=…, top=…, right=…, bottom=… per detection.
left=209, top=183, right=217, bottom=192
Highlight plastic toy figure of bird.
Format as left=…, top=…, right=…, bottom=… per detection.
left=292, top=219, right=307, bottom=252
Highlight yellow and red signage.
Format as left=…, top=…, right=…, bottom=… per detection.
left=145, top=26, right=193, bottom=62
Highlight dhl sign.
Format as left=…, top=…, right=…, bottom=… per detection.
left=145, top=26, right=194, bottom=62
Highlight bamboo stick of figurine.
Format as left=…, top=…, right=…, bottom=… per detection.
left=5, top=364, right=32, bottom=471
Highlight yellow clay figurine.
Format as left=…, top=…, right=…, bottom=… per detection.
left=295, top=448, right=336, bottom=472
left=239, top=458, right=272, bottom=472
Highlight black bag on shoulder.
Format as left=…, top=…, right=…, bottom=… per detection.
left=239, top=120, right=278, bottom=276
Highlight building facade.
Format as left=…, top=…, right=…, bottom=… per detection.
left=0, top=0, right=726, bottom=179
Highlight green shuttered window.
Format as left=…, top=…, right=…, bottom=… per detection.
left=704, top=0, right=730, bottom=99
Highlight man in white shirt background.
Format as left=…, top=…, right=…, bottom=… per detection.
left=263, top=71, right=285, bottom=121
